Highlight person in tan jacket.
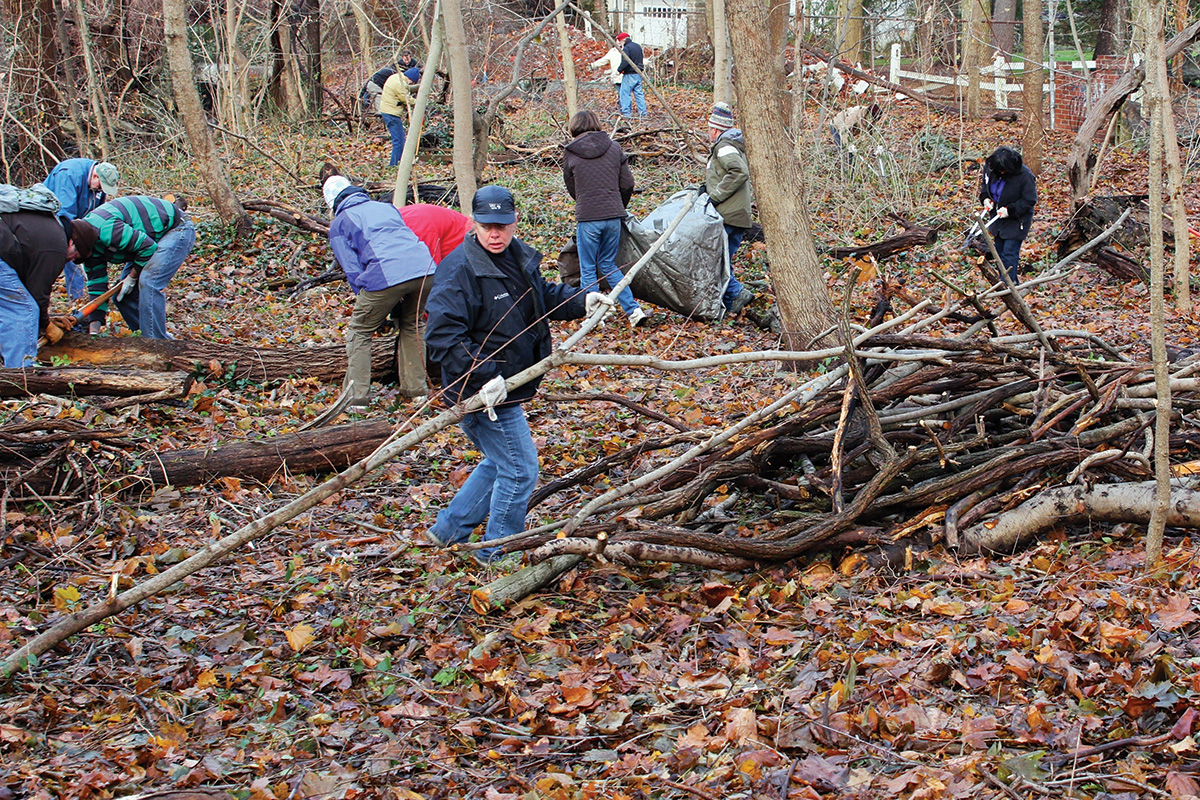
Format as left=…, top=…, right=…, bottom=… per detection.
left=380, top=70, right=416, bottom=165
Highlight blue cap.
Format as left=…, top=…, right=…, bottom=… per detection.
left=472, top=185, right=516, bottom=224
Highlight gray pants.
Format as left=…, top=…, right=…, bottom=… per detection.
left=344, top=276, right=432, bottom=401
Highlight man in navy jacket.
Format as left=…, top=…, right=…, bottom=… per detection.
left=423, top=185, right=609, bottom=565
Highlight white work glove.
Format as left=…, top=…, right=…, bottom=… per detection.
left=479, top=375, right=507, bottom=421
left=996, top=206, right=1009, bottom=218
left=116, top=272, right=137, bottom=302
left=982, top=198, right=994, bottom=212
left=585, top=292, right=614, bottom=321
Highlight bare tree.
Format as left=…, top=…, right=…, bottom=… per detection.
left=442, top=0, right=477, bottom=207
left=992, top=0, right=1017, bottom=55
left=835, top=0, right=864, bottom=64
left=711, top=0, right=733, bottom=106
left=163, top=0, right=253, bottom=237
left=726, top=0, right=837, bottom=352
left=1, top=0, right=64, bottom=181
left=1142, top=0, right=1169, bottom=567
left=556, top=7, right=578, bottom=120
left=268, top=0, right=308, bottom=119
left=1095, top=0, right=1130, bottom=56
left=1022, top=0, right=1046, bottom=173
left=962, top=0, right=988, bottom=119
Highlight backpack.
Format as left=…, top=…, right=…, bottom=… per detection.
left=0, top=183, right=63, bottom=215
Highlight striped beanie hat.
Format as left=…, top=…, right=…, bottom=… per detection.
left=708, top=102, right=735, bottom=130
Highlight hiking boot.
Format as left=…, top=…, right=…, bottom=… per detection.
left=628, top=307, right=648, bottom=328
left=423, top=528, right=448, bottom=547
left=729, top=289, right=754, bottom=316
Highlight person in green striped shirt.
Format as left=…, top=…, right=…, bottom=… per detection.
left=67, top=195, right=195, bottom=339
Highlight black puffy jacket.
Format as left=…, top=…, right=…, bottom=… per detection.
left=424, top=234, right=586, bottom=406
left=979, top=164, right=1037, bottom=240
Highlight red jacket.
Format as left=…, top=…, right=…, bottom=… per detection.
left=400, top=204, right=472, bottom=263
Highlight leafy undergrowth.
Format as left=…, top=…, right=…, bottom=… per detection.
left=1, top=83, right=1199, bottom=799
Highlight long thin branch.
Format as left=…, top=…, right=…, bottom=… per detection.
left=0, top=192, right=697, bottom=678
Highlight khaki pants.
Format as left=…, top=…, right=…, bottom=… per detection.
left=344, top=276, right=432, bottom=401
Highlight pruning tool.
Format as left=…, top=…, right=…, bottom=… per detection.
left=960, top=210, right=1000, bottom=252
left=35, top=283, right=123, bottom=348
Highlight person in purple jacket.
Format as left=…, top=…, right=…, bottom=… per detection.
left=44, top=158, right=118, bottom=300
left=324, top=175, right=438, bottom=409
left=563, top=109, right=646, bottom=328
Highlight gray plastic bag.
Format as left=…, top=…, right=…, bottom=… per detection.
left=558, top=189, right=730, bottom=321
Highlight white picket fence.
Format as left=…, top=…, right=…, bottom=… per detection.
left=886, top=43, right=1100, bottom=110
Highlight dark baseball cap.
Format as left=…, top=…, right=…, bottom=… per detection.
left=472, top=185, right=516, bottom=224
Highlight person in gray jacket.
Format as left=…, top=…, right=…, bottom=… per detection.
left=704, top=102, right=755, bottom=316
left=563, top=110, right=646, bottom=328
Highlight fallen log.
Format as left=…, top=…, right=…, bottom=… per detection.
left=824, top=215, right=940, bottom=261
left=1094, top=246, right=1149, bottom=283
left=145, top=419, right=394, bottom=487
left=960, top=482, right=1200, bottom=554
left=0, top=368, right=192, bottom=398
left=38, top=332, right=396, bottom=384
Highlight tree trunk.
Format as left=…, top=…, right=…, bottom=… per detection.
left=349, top=0, right=372, bottom=65
left=162, top=0, right=254, bottom=237
left=1161, top=77, right=1191, bottom=311
left=269, top=0, right=307, bottom=119
left=1021, top=0, right=1046, bottom=173
left=147, top=419, right=394, bottom=487
left=38, top=332, right=397, bottom=383
left=767, top=0, right=790, bottom=123
left=394, top=8, right=445, bottom=207
left=0, top=368, right=192, bottom=398
left=1143, top=0, right=1168, bottom=568
left=962, top=0, right=987, bottom=119
left=71, top=0, right=112, bottom=158
left=302, top=0, right=322, bottom=113
left=1095, top=0, right=1129, bottom=56
left=992, top=0, right=1016, bottom=55
left=711, top=0, right=733, bottom=105
left=726, top=0, right=837, bottom=353
left=443, top=0, right=478, bottom=203
left=835, top=0, right=863, bottom=65
left=557, top=8, right=579, bottom=120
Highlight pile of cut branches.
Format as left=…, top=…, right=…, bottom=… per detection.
left=483, top=269, right=1200, bottom=578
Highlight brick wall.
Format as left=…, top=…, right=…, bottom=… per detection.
left=1052, top=55, right=1132, bottom=134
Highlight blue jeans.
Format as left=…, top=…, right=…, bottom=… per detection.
left=995, top=236, right=1023, bottom=284
left=577, top=218, right=638, bottom=315
left=115, top=217, right=195, bottom=339
left=382, top=113, right=407, bottom=166
left=61, top=260, right=86, bottom=300
left=0, top=258, right=39, bottom=368
left=430, top=403, right=539, bottom=562
left=723, top=224, right=746, bottom=309
left=619, top=74, right=647, bottom=117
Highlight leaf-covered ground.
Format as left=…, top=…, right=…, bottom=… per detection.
left=1, top=78, right=1199, bottom=799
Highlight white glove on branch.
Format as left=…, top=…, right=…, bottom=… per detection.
left=116, top=272, right=137, bottom=302
left=585, top=292, right=614, bottom=320
left=996, top=206, right=1009, bottom=218
left=479, top=375, right=507, bottom=421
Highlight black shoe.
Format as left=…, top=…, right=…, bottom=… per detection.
left=729, top=289, right=754, bottom=316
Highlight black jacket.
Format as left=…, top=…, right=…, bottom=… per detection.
left=619, top=40, right=643, bottom=73
left=0, top=211, right=68, bottom=327
left=425, top=235, right=586, bottom=406
left=563, top=131, right=635, bottom=222
left=979, top=164, right=1037, bottom=240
